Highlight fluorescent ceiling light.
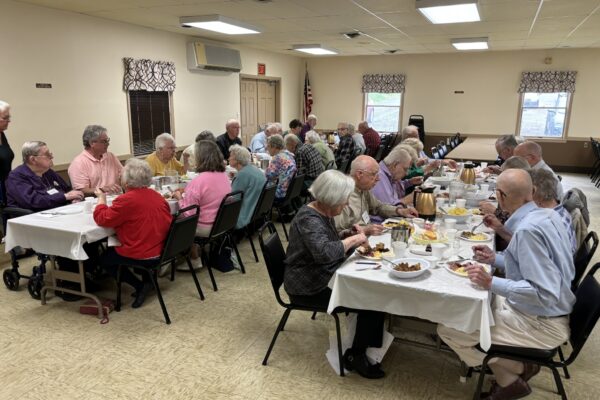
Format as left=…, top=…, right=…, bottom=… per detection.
left=293, top=45, right=338, bottom=55
left=451, top=37, right=488, bottom=50
left=180, top=15, right=260, bottom=35
left=417, top=0, right=480, bottom=24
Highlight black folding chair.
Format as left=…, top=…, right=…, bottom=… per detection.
left=195, top=191, right=245, bottom=292
left=373, top=145, right=385, bottom=162
left=246, top=182, right=278, bottom=262
left=472, top=263, right=600, bottom=400
left=572, top=231, right=598, bottom=291
left=115, top=205, right=205, bottom=324
left=258, top=222, right=345, bottom=376
left=272, top=174, right=304, bottom=240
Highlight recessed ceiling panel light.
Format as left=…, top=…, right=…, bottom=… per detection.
left=292, top=45, right=338, bottom=55
left=417, top=0, right=480, bottom=24
left=180, top=15, right=260, bottom=35
left=451, top=37, right=488, bottom=50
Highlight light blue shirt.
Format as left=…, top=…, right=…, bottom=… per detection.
left=492, top=201, right=575, bottom=317
left=250, top=131, right=267, bottom=153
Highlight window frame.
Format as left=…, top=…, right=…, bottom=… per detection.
left=362, top=92, right=404, bottom=134
left=126, top=90, right=175, bottom=157
left=516, top=91, right=573, bottom=140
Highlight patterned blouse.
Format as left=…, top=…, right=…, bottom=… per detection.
left=266, top=150, right=297, bottom=200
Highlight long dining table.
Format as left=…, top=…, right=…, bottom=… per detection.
left=446, top=137, right=499, bottom=161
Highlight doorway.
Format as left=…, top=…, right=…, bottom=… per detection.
left=240, top=76, right=280, bottom=146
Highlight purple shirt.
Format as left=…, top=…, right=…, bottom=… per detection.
left=6, top=164, right=71, bottom=211
left=299, top=123, right=311, bottom=143
left=371, top=161, right=408, bottom=223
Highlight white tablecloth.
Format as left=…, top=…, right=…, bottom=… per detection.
left=327, top=223, right=495, bottom=350
left=5, top=203, right=114, bottom=260
left=446, top=137, right=499, bottom=161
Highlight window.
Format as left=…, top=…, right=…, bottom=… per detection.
left=517, top=92, right=571, bottom=138
left=128, top=91, right=172, bottom=156
left=364, top=92, right=402, bottom=134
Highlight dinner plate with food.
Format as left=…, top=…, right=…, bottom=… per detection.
left=459, top=231, right=491, bottom=242
left=356, top=242, right=393, bottom=260
left=412, top=230, right=448, bottom=245
left=444, top=260, right=491, bottom=277
left=387, top=258, right=431, bottom=279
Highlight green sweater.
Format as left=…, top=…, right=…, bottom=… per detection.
left=232, top=164, right=267, bottom=229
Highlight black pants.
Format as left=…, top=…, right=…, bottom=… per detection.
left=289, top=288, right=384, bottom=351
left=101, top=248, right=158, bottom=291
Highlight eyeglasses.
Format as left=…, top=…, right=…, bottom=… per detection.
left=35, top=153, right=54, bottom=159
left=495, top=188, right=508, bottom=199
left=95, top=138, right=110, bottom=145
left=359, top=169, right=378, bottom=177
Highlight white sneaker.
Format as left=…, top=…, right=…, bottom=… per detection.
left=177, top=258, right=203, bottom=272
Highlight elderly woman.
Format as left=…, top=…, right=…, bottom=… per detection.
left=94, top=158, right=172, bottom=308
left=68, top=125, right=123, bottom=195
left=401, top=138, right=440, bottom=179
left=146, top=133, right=186, bottom=176
left=371, top=147, right=413, bottom=209
left=229, top=145, right=266, bottom=230
left=179, top=130, right=215, bottom=172
left=285, top=170, right=386, bottom=379
left=0, top=101, right=15, bottom=205
left=6, top=141, right=84, bottom=211
left=265, top=134, right=297, bottom=202
left=306, top=130, right=336, bottom=169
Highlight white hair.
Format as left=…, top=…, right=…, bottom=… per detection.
left=384, top=147, right=412, bottom=166
left=284, top=133, right=300, bottom=148
left=307, top=114, right=317, bottom=122
left=21, top=141, right=47, bottom=164
left=309, top=170, right=355, bottom=208
left=0, top=100, right=10, bottom=113
left=229, top=144, right=251, bottom=167
left=305, top=130, right=322, bottom=144
left=155, top=132, right=175, bottom=149
left=122, top=158, right=153, bottom=188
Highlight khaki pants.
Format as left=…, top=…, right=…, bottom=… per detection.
left=438, top=296, right=569, bottom=386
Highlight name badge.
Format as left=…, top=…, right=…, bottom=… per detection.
left=47, top=188, right=59, bottom=195
left=361, top=211, right=370, bottom=224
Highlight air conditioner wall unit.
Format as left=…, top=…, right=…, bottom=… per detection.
left=187, top=42, right=242, bottom=72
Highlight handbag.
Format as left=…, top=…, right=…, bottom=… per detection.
left=79, top=298, right=115, bottom=324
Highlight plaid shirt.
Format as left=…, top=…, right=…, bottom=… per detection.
left=362, top=127, right=381, bottom=157
left=295, top=143, right=324, bottom=180
left=335, top=135, right=355, bottom=168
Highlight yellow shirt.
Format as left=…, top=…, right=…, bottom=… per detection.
left=145, top=152, right=185, bottom=176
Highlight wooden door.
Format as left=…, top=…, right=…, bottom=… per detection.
left=240, top=79, right=257, bottom=146
left=257, top=80, right=276, bottom=130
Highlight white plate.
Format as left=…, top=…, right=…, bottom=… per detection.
left=409, top=245, right=431, bottom=256
left=444, top=260, right=491, bottom=278
left=387, top=258, right=431, bottom=279
left=458, top=231, right=492, bottom=242
left=355, top=248, right=393, bottom=261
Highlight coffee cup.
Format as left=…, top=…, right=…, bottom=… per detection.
left=430, top=243, right=447, bottom=260
left=479, top=183, right=489, bottom=193
left=83, top=198, right=94, bottom=213
left=445, top=228, right=457, bottom=241
left=444, top=218, right=457, bottom=230
left=480, top=162, right=488, bottom=169
left=392, top=241, right=408, bottom=258
left=455, top=199, right=467, bottom=208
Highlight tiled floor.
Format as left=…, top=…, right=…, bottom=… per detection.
left=1, top=173, right=599, bottom=399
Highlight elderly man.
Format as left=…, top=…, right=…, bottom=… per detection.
left=334, top=155, right=418, bottom=235
left=284, top=133, right=324, bottom=188
left=6, top=141, right=84, bottom=211
left=145, top=133, right=186, bottom=176
left=358, top=121, right=381, bottom=157
left=216, top=119, right=242, bottom=159
left=514, top=141, right=563, bottom=199
left=179, top=130, right=215, bottom=172
left=486, top=135, right=518, bottom=174
left=350, top=123, right=366, bottom=154
left=68, top=125, right=123, bottom=195
left=334, top=122, right=355, bottom=169
left=250, top=123, right=281, bottom=154
left=306, top=130, right=336, bottom=170
left=438, top=169, right=575, bottom=399
left=299, top=114, right=317, bottom=143
left=371, top=147, right=413, bottom=214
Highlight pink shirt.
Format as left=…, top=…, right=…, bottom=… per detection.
left=180, top=171, right=231, bottom=229
left=68, top=150, right=123, bottom=190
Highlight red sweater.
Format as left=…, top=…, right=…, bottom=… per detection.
left=93, top=188, right=172, bottom=259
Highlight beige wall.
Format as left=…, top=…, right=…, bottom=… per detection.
left=306, top=49, right=600, bottom=138
left=0, top=1, right=302, bottom=165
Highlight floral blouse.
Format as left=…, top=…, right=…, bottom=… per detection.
left=266, top=150, right=297, bottom=200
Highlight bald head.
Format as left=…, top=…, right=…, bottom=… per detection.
left=358, top=121, right=368, bottom=133
left=350, top=155, right=377, bottom=176
left=513, top=141, right=542, bottom=166
left=496, top=169, right=533, bottom=213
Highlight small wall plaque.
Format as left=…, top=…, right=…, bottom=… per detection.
left=454, top=90, right=464, bottom=94
left=36, top=83, right=52, bottom=89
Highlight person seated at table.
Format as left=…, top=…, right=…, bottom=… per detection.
left=350, top=123, right=366, bottom=154
left=438, top=169, right=575, bottom=400
left=216, top=119, right=242, bottom=160
left=357, top=121, right=381, bottom=157
left=399, top=126, right=457, bottom=169
left=513, top=140, right=564, bottom=199
left=265, top=134, right=296, bottom=203
left=179, top=130, right=215, bottom=172
left=68, top=125, right=123, bottom=195
left=334, top=122, right=355, bottom=169
left=94, top=158, right=172, bottom=308
left=299, top=114, right=317, bottom=143
left=145, top=133, right=186, bottom=176
left=371, top=147, right=413, bottom=211
left=334, top=155, right=418, bottom=235
left=228, top=145, right=266, bottom=230
left=305, top=130, right=336, bottom=170
left=6, top=141, right=84, bottom=211
left=284, top=133, right=324, bottom=190
left=484, top=135, right=518, bottom=174
left=284, top=169, right=386, bottom=379
left=401, top=138, right=451, bottom=177
left=250, top=123, right=281, bottom=154
left=283, top=118, right=302, bottom=137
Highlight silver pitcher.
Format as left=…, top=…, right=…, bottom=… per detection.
left=391, top=225, right=411, bottom=243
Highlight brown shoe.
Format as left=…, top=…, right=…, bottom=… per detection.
left=481, top=377, right=531, bottom=400
left=520, top=363, right=541, bottom=382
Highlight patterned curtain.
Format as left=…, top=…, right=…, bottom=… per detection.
left=123, top=58, right=176, bottom=92
left=362, top=74, right=406, bottom=93
left=518, top=71, right=577, bottom=93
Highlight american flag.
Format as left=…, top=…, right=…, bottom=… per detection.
left=303, top=70, right=313, bottom=120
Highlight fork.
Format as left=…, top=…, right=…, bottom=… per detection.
left=470, top=220, right=484, bottom=233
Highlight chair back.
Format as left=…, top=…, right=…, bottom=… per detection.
left=572, top=231, right=598, bottom=291
left=568, top=263, right=600, bottom=363
left=250, top=182, right=277, bottom=225
left=373, top=145, right=385, bottom=162
left=277, top=174, right=305, bottom=208
left=209, top=191, right=244, bottom=239
left=431, top=146, right=441, bottom=159
left=160, top=205, right=199, bottom=262
left=258, top=222, right=288, bottom=307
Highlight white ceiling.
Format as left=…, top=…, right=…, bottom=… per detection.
left=16, top=0, right=600, bottom=56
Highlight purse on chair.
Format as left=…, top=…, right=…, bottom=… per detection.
left=79, top=298, right=115, bottom=324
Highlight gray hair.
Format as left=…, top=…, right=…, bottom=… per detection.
left=195, top=130, right=215, bottom=142
left=0, top=100, right=9, bottom=113
left=307, top=114, right=317, bottom=122
left=401, top=125, right=419, bottom=140
left=501, top=156, right=530, bottom=171
left=155, top=132, right=175, bottom=149
left=496, top=135, right=518, bottom=150
left=229, top=144, right=251, bottom=167
left=305, top=130, right=322, bottom=144
left=530, top=168, right=559, bottom=202
left=384, top=147, right=412, bottom=167
left=396, top=144, right=418, bottom=162
left=309, top=170, right=355, bottom=208
left=267, top=134, right=284, bottom=150
left=82, top=125, right=107, bottom=148
left=348, top=123, right=356, bottom=135
left=195, top=140, right=225, bottom=173
left=401, top=137, right=424, bottom=154
left=284, top=133, right=300, bottom=148
left=22, top=141, right=47, bottom=164
left=122, top=158, right=153, bottom=188
left=225, top=119, right=239, bottom=129
left=266, top=122, right=282, bottom=135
